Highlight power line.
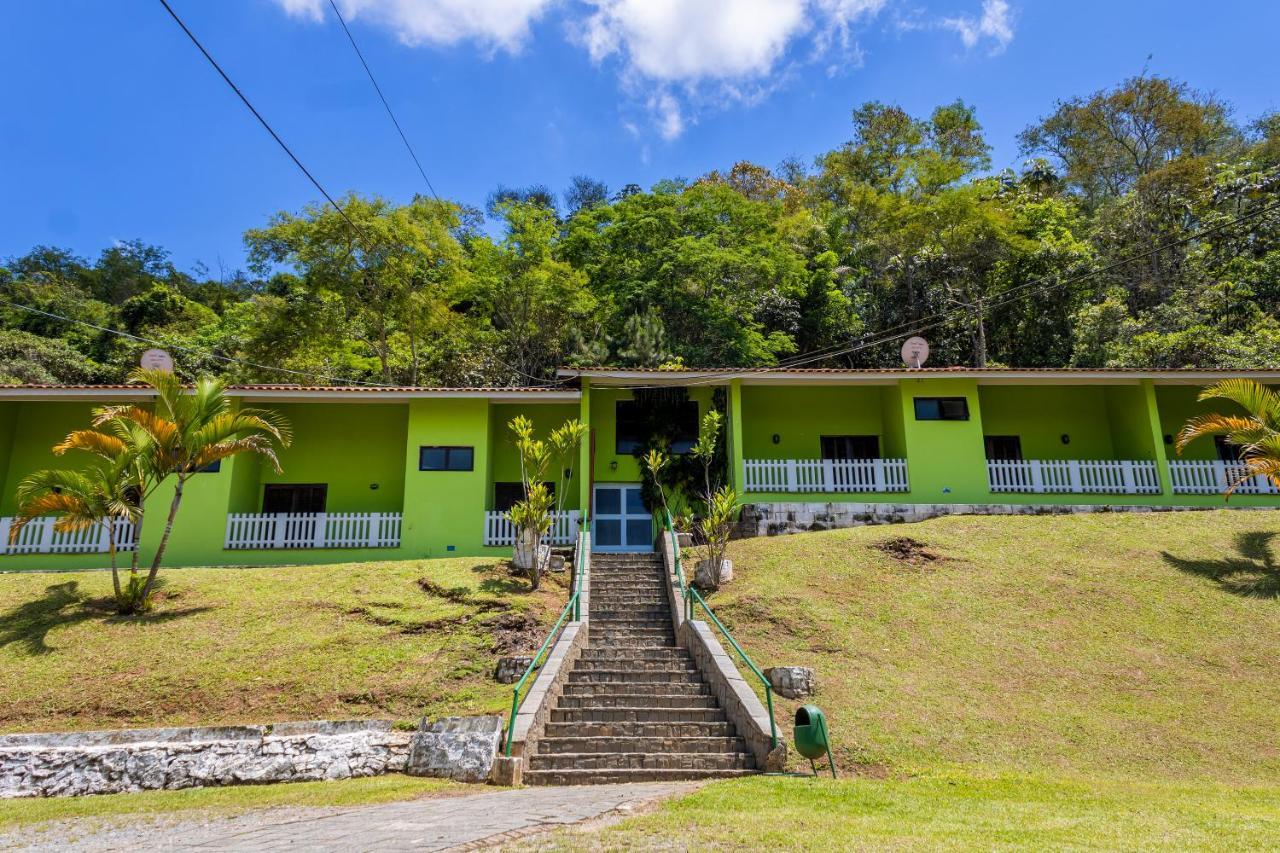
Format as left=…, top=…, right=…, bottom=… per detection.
left=155, top=0, right=369, bottom=243
left=326, top=0, right=441, bottom=202
left=0, top=295, right=393, bottom=387
left=598, top=196, right=1280, bottom=390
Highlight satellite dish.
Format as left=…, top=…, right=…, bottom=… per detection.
left=901, top=336, right=929, bottom=368
left=140, top=349, right=174, bottom=373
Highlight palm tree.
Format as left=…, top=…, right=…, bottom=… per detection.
left=11, top=456, right=139, bottom=605
left=94, top=369, right=291, bottom=606
left=1176, top=379, right=1280, bottom=497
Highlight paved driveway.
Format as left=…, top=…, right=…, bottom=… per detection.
left=4, top=782, right=695, bottom=852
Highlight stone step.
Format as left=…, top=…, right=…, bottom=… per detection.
left=559, top=686, right=710, bottom=703
left=573, top=659, right=697, bottom=674
left=588, top=634, right=677, bottom=648
left=567, top=669, right=702, bottom=685
left=541, top=720, right=737, bottom=739
left=589, top=593, right=669, bottom=603
left=578, top=648, right=692, bottom=662
left=591, top=606, right=670, bottom=617
left=589, top=617, right=673, bottom=628
left=551, top=707, right=729, bottom=725
left=527, top=751, right=752, bottom=772
left=536, top=736, right=747, bottom=755
left=524, top=767, right=754, bottom=786
left=553, top=696, right=721, bottom=714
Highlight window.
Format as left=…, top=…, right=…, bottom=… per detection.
left=820, top=435, right=880, bottom=460
left=262, top=484, right=327, bottom=514
left=494, top=481, right=555, bottom=512
left=914, top=397, right=970, bottom=421
left=1215, top=435, right=1244, bottom=462
left=984, top=435, right=1023, bottom=461
left=615, top=400, right=699, bottom=454
left=419, top=446, right=474, bottom=471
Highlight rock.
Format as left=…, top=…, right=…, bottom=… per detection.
left=490, top=755, right=522, bottom=786
left=0, top=720, right=411, bottom=799
left=764, top=666, right=816, bottom=699
left=547, top=554, right=566, bottom=572
left=494, top=656, right=534, bottom=684
left=405, top=715, right=502, bottom=784
left=693, top=558, right=733, bottom=589
left=675, top=532, right=695, bottom=549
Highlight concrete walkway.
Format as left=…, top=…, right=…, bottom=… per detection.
left=4, top=782, right=697, bottom=852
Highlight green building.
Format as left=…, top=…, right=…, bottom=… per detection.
left=1, top=367, right=1277, bottom=569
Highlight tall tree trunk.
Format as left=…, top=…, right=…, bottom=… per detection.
left=129, top=508, right=145, bottom=576
left=107, top=522, right=121, bottom=602
left=973, top=298, right=988, bottom=367
left=141, top=478, right=185, bottom=603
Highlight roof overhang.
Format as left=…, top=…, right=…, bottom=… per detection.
left=556, top=368, right=1280, bottom=388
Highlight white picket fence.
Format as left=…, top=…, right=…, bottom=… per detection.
left=224, top=512, right=402, bottom=550
left=1168, top=460, right=1280, bottom=496
left=742, top=458, right=910, bottom=494
left=0, top=517, right=138, bottom=556
left=483, top=510, right=580, bottom=547
left=986, top=459, right=1161, bottom=495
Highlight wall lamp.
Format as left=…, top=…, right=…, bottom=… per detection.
left=1060, top=434, right=1071, bottom=445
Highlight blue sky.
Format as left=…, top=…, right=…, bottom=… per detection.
left=3, top=1, right=1278, bottom=273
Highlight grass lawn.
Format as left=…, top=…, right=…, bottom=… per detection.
left=0, top=774, right=465, bottom=830
left=0, top=556, right=566, bottom=732
left=696, top=510, right=1280, bottom=784
left=527, top=773, right=1280, bottom=851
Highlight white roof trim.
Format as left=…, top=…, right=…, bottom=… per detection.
left=0, top=388, right=582, bottom=403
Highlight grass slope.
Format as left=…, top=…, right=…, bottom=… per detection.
left=531, top=510, right=1280, bottom=850
left=527, top=774, right=1280, bottom=851
left=704, top=510, right=1280, bottom=784
left=0, top=557, right=565, bottom=732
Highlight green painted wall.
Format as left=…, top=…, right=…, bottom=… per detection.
left=898, top=377, right=990, bottom=503
left=740, top=386, right=888, bottom=459
left=0, top=404, right=17, bottom=510
left=488, top=403, right=582, bottom=510
left=0, top=402, right=99, bottom=515
left=400, top=398, right=491, bottom=557
left=1104, top=385, right=1160, bottom=460
left=979, top=385, right=1116, bottom=459
left=257, top=403, right=408, bottom=513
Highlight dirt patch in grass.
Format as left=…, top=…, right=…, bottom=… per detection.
left=872, top=536, right=945, bottom=567
left=488, top=611, right=545, bottom=655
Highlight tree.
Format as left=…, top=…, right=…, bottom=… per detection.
left=465, top=202, right=594, bottom=383
left=1176, top=379, right=1280, bottom=496
left=1019, top=75, right=1237, bottom=206
left=11, top=456, right=140, bottom=609
left=245, top=194, right=467, bottom=383
left=93, top=369, right=291, bottom=607
left=690, top=410, right=737, bottom=591
left=564, top=176, right=609, bottom=215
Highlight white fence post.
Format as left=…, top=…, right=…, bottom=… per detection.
left=313, top=512, right=329, bottom=548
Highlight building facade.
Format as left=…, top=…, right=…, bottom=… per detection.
left=1, top=368, right=1277, bottom=570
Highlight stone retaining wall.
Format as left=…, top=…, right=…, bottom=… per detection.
left=0, top=720, right=410, bottom=799
left=739, top=501, right=1272, bottom=537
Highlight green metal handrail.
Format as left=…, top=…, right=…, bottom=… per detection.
left=685, top=586, right=778, bottom=749
left=663, top=512, right=777, bottom=750
left=662, top=509, right=688, bottom=598
left=504, top=529, right=588, bottom=757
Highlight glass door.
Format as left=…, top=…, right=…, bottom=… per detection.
left=592, top=484, right=653, bottom=552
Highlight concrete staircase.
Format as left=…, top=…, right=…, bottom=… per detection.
left=523, top=553, right=757, bottom=785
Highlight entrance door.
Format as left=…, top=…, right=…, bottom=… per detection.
left=592, top=484, right=653, bottom=552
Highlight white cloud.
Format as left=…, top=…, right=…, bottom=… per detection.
left=942, top=0, right=1015, bottom=54
left=275, top=0, right=556, bottom=53
left=273, top=0, right=1014, bottom=140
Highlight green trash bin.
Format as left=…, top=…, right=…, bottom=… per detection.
left=794, top=705, right=836, bottom=778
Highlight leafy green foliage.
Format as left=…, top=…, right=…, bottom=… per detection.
left=2, top=75, right=1278, bottom=382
